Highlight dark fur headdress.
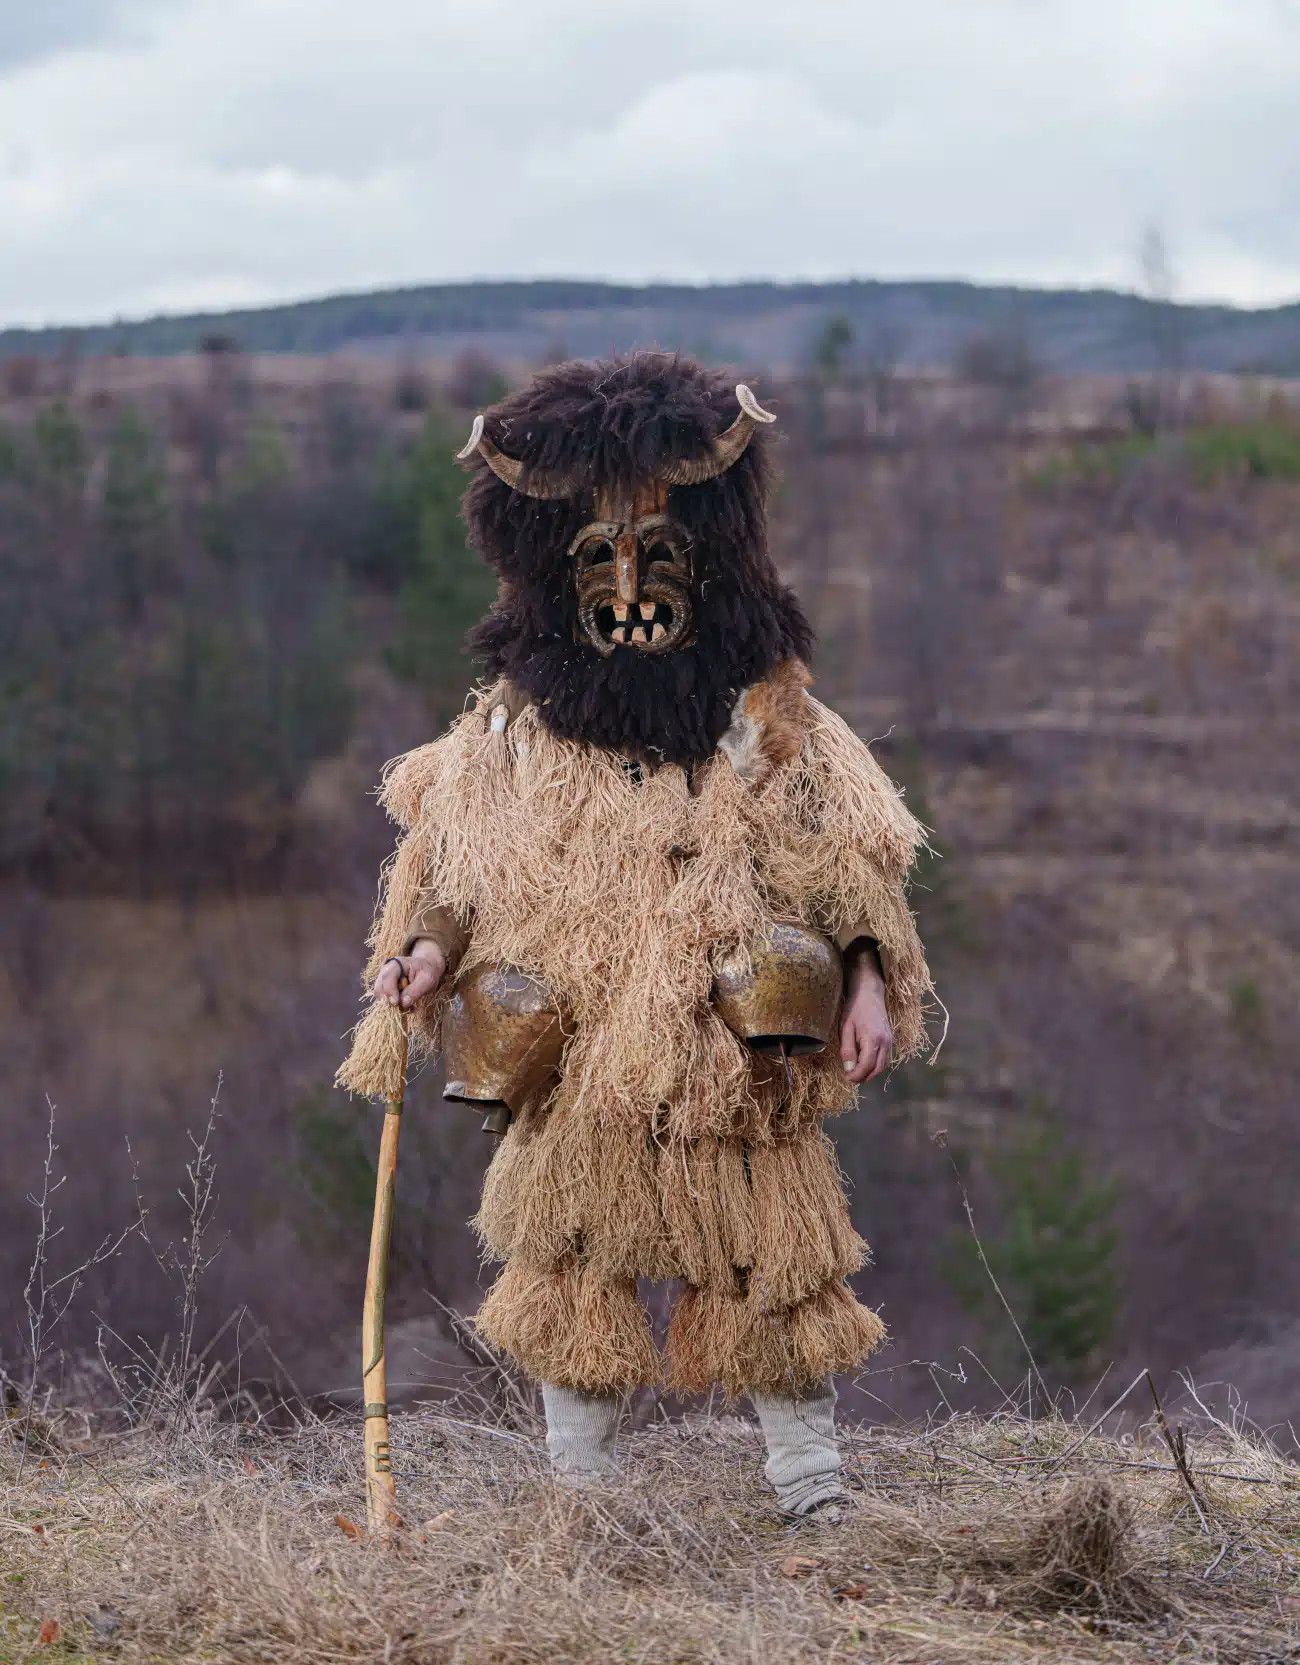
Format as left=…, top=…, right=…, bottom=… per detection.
left=463, top=353, right=813, bottom=767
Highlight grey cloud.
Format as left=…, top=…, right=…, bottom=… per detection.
left=0, top=0, right=1297, bottom=325
left=0, top=1, right=142, bottom=73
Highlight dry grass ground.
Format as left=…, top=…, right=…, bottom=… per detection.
left=3, top=1389, right=1298, bottom=1664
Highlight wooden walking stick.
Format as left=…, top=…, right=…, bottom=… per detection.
left=362, top=994, right=409, bottom=1540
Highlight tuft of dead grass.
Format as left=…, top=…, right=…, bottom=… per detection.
left=3, top=1389, right=1298, bottom=1664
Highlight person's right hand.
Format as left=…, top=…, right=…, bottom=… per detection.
left=374, top=941, right=447, bottom=1011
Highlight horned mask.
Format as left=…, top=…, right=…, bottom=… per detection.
left=457, top=385, right=776, bottom=658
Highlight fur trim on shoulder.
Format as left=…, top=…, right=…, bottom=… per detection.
left=716, top=658, right=812, bottom=787
left=470, top=678, right=530, bottom=729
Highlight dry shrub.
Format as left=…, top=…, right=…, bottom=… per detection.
left=964, top=1475, right=1158, bottom=1617
left=2, top=354, right=42, bottom=398
left=442, top=348, right=507, bottom=410
left=393, top=362, right=430, bottom=412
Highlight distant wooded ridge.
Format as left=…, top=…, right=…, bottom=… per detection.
left=4, top=277, right=1299, bottom=374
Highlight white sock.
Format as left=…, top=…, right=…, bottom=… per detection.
left=540, top=1382, right=622, bottom=1480
left=748, top=1381, right=847, bottom=1515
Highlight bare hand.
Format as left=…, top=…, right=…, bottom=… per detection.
left=374, top=941, right=447, bottom=1011
left=840, top=943, right=893, bottom=1085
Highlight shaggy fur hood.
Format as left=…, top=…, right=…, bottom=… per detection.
left=461, top=353, right=813, bottom=768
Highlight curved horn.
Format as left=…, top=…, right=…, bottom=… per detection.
left=455, top=414, right=581, bottom=500
left=658, top=384, right=777, bottom=487
left=454, top=414, right=487, bottom=462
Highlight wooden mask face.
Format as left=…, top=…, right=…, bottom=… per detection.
left=567, top=479, right=694, bottom=657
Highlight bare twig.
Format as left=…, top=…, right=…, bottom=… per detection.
left=14, top=1098, right=145, bottom=1479
left=424, top=1293, right=537, bottom=1429
left=1146, top=1369, right=1211, bottom=1533
left=129, top=1077, right=227, bottom=1438
left=934, top=1132, right=1049, bottom=1411
left=103, top=1079, right=229, bottom=1440
left=956, top=1346, right=1021, bottom=1415
left=1039, top=1369, right=1150, bottom=1475
left=976, top=1453, right=1292, bottom=1486
left=425, top=1414, right=545, bottom=1456
left=173, top=1076, right=226, bottom=1418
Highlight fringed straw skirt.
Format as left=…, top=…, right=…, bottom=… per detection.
left=474, top=1103, right=885, bottom=1397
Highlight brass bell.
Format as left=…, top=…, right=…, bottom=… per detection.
left=441, top=962, right=567, bottom=1134
left=711, top=923, right=842, bottom=1056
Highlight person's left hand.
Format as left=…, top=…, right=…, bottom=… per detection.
left=840, top=945, right=893, bottom=1085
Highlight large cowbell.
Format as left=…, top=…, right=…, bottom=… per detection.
left=441, top=963, right=567, bottom=1136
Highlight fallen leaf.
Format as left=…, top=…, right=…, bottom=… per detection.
left=31, top=1524, right=46, bottom=1539
left=241, top=1456, right=258, bottom=1476
left=38, top=1618, right=60, bottom=1645
left=420, top=1511, right=455, bottom=1532
left=334, top=1514, right=364, bottom=1540
left=831, top=1582, right=869, bottom=1601
left=781, top=1554, right=823, bottom=1578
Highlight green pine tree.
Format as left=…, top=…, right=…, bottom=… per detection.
left=388, top=413, right=495, bottom=721
left=944, top=1105, right=1120, bottom=1380
left=102, top=408, right=169, bottom=621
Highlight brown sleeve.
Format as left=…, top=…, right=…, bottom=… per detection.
left=403, top=901, right=471, bottom=972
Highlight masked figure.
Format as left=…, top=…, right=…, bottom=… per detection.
left=339, top=354, right=933, bottom=1516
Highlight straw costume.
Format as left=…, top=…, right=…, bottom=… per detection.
left=339, top=354, right=932, bottom=1515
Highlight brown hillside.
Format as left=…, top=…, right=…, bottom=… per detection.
left=1, top=355, right=1297, bottom=1430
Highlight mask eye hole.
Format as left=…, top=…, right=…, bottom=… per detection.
left=634, top=516, right=691, bottom=571
left=574, top=537, right=615, bottom=574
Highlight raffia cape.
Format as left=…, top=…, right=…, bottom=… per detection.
left=339, top=660, right=933, bottom=1395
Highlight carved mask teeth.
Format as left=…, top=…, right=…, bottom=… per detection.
left=589, top=591, right=684, bottom=651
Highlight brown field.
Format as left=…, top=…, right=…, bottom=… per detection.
left=4, top=1375, right=1300, bottom=1664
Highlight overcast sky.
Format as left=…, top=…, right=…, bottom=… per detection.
left=1, top=0, right=1297, bottom=328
